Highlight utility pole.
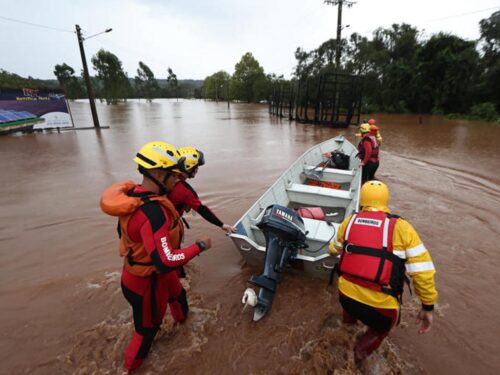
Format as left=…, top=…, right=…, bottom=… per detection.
left=75, top=25, right=100, bottom=128
left=324, top=1, right=355, bottom=70
left=75, top=25, right=112, bottom=128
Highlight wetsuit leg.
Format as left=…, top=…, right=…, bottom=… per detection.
left=342, top=309, right=358, bottom=325
left=368, top=161, right=379, bottom=180
left=339, top=293, right=398, bottom=361
left=177, top=266, right=187, bottom=278
left=362, top=161, right=379, bottom=182
left=121, top=269, right=170, bottom=371
left=165, top=271, right=189, bottom=322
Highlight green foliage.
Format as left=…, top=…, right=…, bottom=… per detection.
left=294, top=13, right=498, bottom=118
left=166, top=67, right=178, bottom=99
left=135, top=61, right=159, bottom=102
left=231, top=52, right=266, bottom=102
left=417, top=33, right=480, bottom=113
left=478, top=11, right=500, bottom=112
left=53, top=63, right=84, bottom=100
left=294, top=39, right=338, bottom=80
left=479, top=10, right=500, bottom=64
left=91, top=49, right=130, bottom=104
left=467, top=102, right=499, bottom=121
left=202, top=71, right=230, bottom=100
left=0, top=69, right=58, bottom=90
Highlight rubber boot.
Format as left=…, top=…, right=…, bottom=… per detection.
left=123, top=329, right=158, bottom=371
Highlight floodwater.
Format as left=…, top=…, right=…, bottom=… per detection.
left=1, top=100, right=499, bottom=375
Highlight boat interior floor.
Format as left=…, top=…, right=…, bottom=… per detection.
left=302, top=179, right=351, bottom=191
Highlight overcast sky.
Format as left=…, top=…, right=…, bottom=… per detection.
left=1, top=0, right=499, bottom=80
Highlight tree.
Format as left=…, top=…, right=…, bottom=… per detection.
left=417, top=33, right=480, bottom=113
left=231, top=52, right=266, bottom=102
left=53, top=63, right=84, bottom=100
left=135, top=61, right=159, bottom=102
left=479, top=11, right=500, bottom=110
left=480, top=10, right=500, bottom=63
left=91, top=49, right=130, bottom=104
left=167, top=67, right=178, bottom=100
left=202, top=71, right=230, bottom=100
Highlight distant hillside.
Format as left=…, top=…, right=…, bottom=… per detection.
left=0, top=70, right=59, bottom=90
left=172, top=79, right=203, bottom=88
left=131, top=78, right=203, bottom=89
left=1, top=70, right=204, bottom=99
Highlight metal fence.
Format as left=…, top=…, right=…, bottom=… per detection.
left=269, top=73, right=363, bottom=128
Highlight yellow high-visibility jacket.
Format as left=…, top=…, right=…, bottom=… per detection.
left=330, top=209, right=438, bottom=309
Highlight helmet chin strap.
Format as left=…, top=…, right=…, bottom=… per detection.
left=187, top=166, right=198, bottom=178
left=142, top=169, right=169, bottom=195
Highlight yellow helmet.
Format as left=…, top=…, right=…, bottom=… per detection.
left=359, top=123, right=371, bottom=134
left=178, top=146, right=205, bottom=172
left=134, top=141, right=186, bottom=173
left=360, top=180, right=389, bottom=210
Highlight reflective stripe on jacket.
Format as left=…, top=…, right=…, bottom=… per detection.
left=339, top=211, right=405, bottom=298
left=335, top=209, right=438, bottom=309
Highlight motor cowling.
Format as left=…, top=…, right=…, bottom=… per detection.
left=257, top=205, right=307, bottom=243
left=247, top=205, right=307, bottom=321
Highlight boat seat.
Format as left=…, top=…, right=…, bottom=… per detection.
left=286, top=183, right=352, bottom=208
left=287, top=183, right=352, bottom=199
left=303, top=165, right=356, bottom=184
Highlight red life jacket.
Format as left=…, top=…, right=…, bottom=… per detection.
left=358, top=134, right=379, bottom=162
left=338, top=211, right=406, bottom=298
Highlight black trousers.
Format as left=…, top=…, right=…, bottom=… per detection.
left=362, top=161, right=379, bottom=182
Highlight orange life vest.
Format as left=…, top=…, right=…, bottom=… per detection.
left=101, top=181, right=184, bottom=277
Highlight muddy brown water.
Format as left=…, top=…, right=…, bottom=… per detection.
left=1, top=100, right=499, bottom=374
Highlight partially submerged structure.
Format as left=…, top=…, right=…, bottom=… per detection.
left=0, top=88, right=73, bottom=135
left=269, top=72, right=363, bottom=128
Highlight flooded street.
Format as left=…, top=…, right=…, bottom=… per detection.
left=1, top=100, right=499, bottom=374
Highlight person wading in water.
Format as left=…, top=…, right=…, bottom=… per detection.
left=168, top=146, right=236, bottom=234
left=368, top=118, right=383, bottom=145
left=100, top=141, right=212, bottom=372
left=357, top=123, right=380, bottom=182
left=329, top=181, right=438, bottom=364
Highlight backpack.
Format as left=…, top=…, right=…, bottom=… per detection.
left=331, top=151, right=350, bottom=170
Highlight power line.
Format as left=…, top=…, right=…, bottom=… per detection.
left=357, top=5, right=500, bottom=36
left=423, top=5, right=500, bottom=23
left=0, top=15, right=74, bottom=33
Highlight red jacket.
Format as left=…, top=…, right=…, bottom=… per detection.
left=358, top=134, right=379, bottom=164
left=168, top=180, right=223, bottom=227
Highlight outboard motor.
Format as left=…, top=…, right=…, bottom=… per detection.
left=244, top=204, right=307, bottom=321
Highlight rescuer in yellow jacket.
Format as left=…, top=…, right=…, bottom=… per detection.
left=329, top=180, right=438, bottom=363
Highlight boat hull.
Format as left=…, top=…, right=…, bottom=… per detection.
left=230, top=135, right=361, bottom=279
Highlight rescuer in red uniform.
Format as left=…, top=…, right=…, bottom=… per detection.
left=168, top=146, right=236, bottom=234
left=100, top=141, right=212, bottom=372
left=357, top=123, right=380, bottom=182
